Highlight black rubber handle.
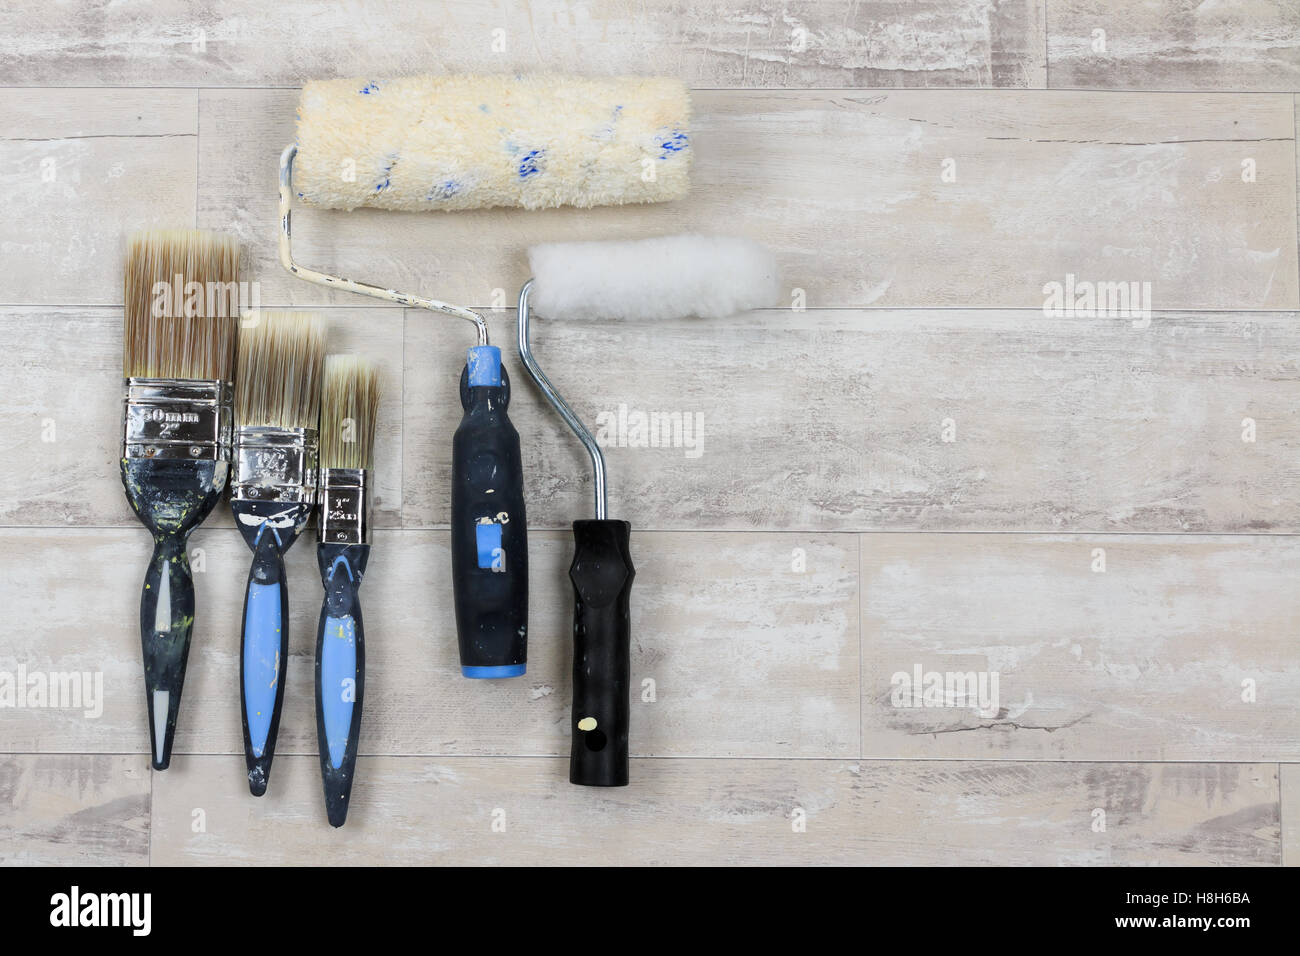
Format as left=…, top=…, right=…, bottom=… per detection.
left=315, top=542, right=368, bottom=828
left=233, top=500, right=309, bottom=797
left=569, top=519, right=635, bottom=787
left=451, top=365, right=529, bottom=675
left=121, top=457, right=226, bottom=771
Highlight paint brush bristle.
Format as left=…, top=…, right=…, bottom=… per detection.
left=320, top=355, right=380, bottom=471
left=123, top=229, right=242, bottom=381
left=235, top=311, right=328, bottom=429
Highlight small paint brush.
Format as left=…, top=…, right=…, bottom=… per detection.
left=121, top=229, right=241, bottom=771
left=232, top=311, right=327, bottom=796
left=314, top=355, right=380, bottom=827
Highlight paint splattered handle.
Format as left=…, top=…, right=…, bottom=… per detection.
left=139, top=530, right=196, bottom=772
left=569, top=519, right=634, bottom=787
left=315, top=543, right=368, bottom=827
left=451, top=355, right=529, bottom=677
left=240, top=530, right=291, bottom=797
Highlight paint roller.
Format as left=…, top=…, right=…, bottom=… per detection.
left=518, top=234, right=780, bottom=785
left=279, top=74, right=693, bottom=681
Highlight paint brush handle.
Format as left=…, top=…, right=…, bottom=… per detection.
left=138, top=530, right=196, bottom=771
left=315, top=542, right=368, bottom=827
left=239, top=527, right=291, bottom=797
left=451, top=350, right=529, bottom=678
left=568, top=519, right=634, bottom=787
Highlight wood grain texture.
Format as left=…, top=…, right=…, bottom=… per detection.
left=0, top=0, right=1046, bottom=89
left=0, top=528, right=859, bottom=759
left=1048, top=0, right=1300, bottom=92
left=406, top=310, right=1300, bottom=533
left=0, top=307, right=403, bottom=528
left=0, top=755, right=149, bottom=865
left=0, top=89, right=197, bottom=305
left=149, top=755, right=1278, bottom=865
left=862, top=534, right=1300, bottom=761
left=199, top=87, right=1297, bottom=311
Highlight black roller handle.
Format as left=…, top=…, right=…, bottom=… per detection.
left=569, top=519, right=635, bottom=787
left=451, top=354, right=529, bottom=678
left=121, top=457, right=226, bottom=771
left=315, top=542, right=368, bottom=828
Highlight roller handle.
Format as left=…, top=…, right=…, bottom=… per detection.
left=315, top=543, right=368, bottom=828
left=569, top=519, right=635, bottom=787
left=451, top=348, right=529, bottom=678
left=139, top=531, right=196, bottom=771
left=239, top=525, right=291, bottom=797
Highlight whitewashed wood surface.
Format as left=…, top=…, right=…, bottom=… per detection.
left=1, top=0, right=1298, bottom=866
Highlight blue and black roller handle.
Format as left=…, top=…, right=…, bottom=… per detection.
left=315, top=542, right=367, bottom=828
left=569, top=519, right=635, bottom=787
left=451, top=346, right=529, bottom=678
left=121, top=457, right=227, bottom=771
left=233, top=500, right=310, bottom=796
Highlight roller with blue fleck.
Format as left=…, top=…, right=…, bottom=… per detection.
left=314, top=355, right=380, bottom=828
left=278, top=75, right=690, bottom=680
left=517, top=234, right=779, bottom=786
left=121, top=229, right=241, bottom=772
left=231, top=311, right=326, bottom=796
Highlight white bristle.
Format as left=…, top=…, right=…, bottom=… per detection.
left=526, top=235, right=780, bottom=321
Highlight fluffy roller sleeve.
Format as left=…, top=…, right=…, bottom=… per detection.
left=293, top=74, right=692, bottom=212
left=527, top=235, right=781, bottom=321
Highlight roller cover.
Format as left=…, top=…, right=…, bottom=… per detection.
left=294, top=74, right=692, bottom=212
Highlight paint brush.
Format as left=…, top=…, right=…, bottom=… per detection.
left=232, top=311, right=327, bottom=796
left=121, top=229, right=241, bottom=770
left=314, top=355, right=380, bottom=826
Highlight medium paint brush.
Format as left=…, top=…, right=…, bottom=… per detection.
left=121, top=229, right=241, bottom=770
left=231, top=311, right=327, bottom=796
left=314, top=355, right=380, bottom=826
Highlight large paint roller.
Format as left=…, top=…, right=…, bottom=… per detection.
left=278, top=74, right=692, bottom=692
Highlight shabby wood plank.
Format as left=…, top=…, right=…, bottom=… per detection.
left=0, top=89, right=197, bottom=305
left=199, top=87, right=1297, bottom=311
left=0, top=755, right=150, bottom=865
left=1048, top=0, right=1300, bottom=91
left=0, top=307, right=403, bottom=528
left=406, top=310, right=1300, bottom=533
left=861, top=534, right=1300, bottom=762
left=149, top=755, right=1278, bottom=865
left=0, top=527, right=859, bottom=760
left=0, top=0, right=1046, bottom=89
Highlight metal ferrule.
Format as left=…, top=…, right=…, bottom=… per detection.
left=231, top=426, right=318, bottom=503
left=318, top=468, right=371, bottom=545
left=122, top=378, right=233, bottom=461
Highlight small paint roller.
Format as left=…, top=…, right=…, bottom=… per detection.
left=280, top=74, right=692, bottom=680
left=517, top=234, right=780, bottom=785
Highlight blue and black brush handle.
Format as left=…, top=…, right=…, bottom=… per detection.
left=451, top=346, right=529, bottom=678
left=569, top=519, right=635, bottom=787
left=232, top=501, right=310, bottom=795
left=315, top=541, right=367, bottom=828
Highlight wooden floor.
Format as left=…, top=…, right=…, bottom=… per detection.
left=1, top=0, right=1298, bottom=866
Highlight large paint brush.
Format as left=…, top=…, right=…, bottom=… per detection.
left=121, top=229, right=241, bottom=770
left=232, top=311, right=327, bottom=796
left=314, top=355, right=380, bottom=826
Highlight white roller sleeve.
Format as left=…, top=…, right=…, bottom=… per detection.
left=294, top=74, right=691, bottom=211
left=527, top=235, right=781, bottom=320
